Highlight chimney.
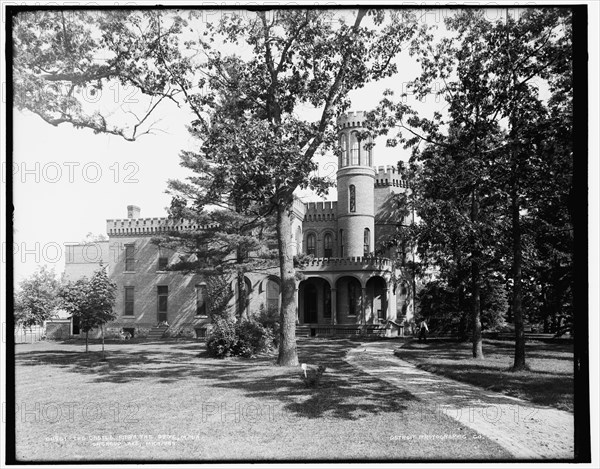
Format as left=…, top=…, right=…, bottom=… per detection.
left=127, top=205, right=141, bottom=219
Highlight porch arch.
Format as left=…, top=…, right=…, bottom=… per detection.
left=298, top=277, right=332, bottom=325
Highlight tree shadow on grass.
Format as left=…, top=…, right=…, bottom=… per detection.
left=15, top=338, right=418, bottom=420
left=412, top=361, right=574, bottom=411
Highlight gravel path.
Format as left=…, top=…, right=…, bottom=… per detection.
left=346, top=341, right=574, bottom=460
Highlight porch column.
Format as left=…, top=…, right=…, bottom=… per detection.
left=294, top=285, right=299, bottom=324
left=361, top=287, right=367, bottom=325
left=331, top=288, right=337, bottom=325
left=387, top=285, right=394, bottom=321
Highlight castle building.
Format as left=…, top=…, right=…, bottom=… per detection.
left=61, top=111, right=414, bottom=339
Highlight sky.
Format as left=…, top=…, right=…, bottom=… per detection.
left=3, top=5, right=599, bottom=287
left=7, top=8, right=430, bottom=283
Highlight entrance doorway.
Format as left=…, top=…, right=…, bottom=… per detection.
left=304, top=283, right=318, bottom=323
left=72, top=316, right=80, bottom=335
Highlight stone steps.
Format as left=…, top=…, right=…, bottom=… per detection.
left=147, top=325, right=168, bottom=340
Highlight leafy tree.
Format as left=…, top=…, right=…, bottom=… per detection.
left=12, top=9, right=420, bottom=366
left=59, top=265, right=117, bottom=353
left=14, top=266, right=62, bottom=341
left=368, top=8, right=572, bottom=368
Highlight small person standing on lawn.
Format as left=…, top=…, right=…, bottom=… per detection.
left=418, top=320, right=429, bottom=342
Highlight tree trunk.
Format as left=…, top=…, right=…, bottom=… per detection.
left=85, top=330, right=89, bottom=353
left=458, top=286, right=469, bottom=341
left=275, top=203, right=299, bottom=366
left=470, top=188, right=484, bottom=359
left=471, top=260, right=484, bottom=359
left=101, top=325, right=105, bottom=360
left=237, top=270, right=248, bottom=321
left=511, top=181, right=527, bottom=370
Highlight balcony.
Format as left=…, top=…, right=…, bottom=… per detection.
left=296, top=256, right=393, bottom=273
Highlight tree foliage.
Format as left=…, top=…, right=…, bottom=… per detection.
left=13, top=8, right=421, bottom=366
left=59, top=265, right=117, bottom=352
left=14, top=266, right=62, bottom=330
left=368, top=8, right=572, bottom=367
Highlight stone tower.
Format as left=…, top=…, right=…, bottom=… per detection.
left=336, top=111, right=375, bottom=258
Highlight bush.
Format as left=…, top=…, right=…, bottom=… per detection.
left=255, top=303, right=280, bottom=347
left=104, top=327, right=123, bottom=340
left=206, top=318, right=274, bottom=358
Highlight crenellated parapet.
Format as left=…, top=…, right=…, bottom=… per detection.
left=303, top=201, right=337, bottom=223
left=374, top=165, right=410, bottom=189
left=337, top=111, right=369, bottom=129
left=106, top=217, right=214, bottom=237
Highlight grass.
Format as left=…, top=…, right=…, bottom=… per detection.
left=13, top=338, right=512, bottom=462
left=396, top=338, right=574, bottom=412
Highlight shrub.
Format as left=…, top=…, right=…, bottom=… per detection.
left=255, top=303, right=280, bottom=346
left=206, top=318, right=274, bottom=358
left=104, top=327, right=123, bottom=340
left=237, top=320, right=274, bottom=355
left=206, top=318, right=238, bottom=358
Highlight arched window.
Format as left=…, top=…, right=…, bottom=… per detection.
left=324, top=233, right=333, bottom=258
left=339, top=229, right=345, bottom=257
left=349, top=185, right=356, bottom=213
left=351, top=136, right=359, bottom=165
left=364, top=228, right=370, bottom=255
left=341, top=134, right=348, bottom=167
left=266, top=279, right=280, bottom=313
left=364, top=138, right=372, bottom=167
left=306, top=233, right=316, bottom=256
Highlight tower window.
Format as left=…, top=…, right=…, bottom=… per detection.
left=349, top=185, right=356, bottom=213
left=339, top=229, right=345, bottom=257
left=364, top=228, right=371, bottom=256
left=324, top=233, right=333, bottom=258
left=341, top=135, right=348, bottom=167
left=364, top=139, right=372, bottom=166
left=351, top=139, right=359, bottom=165
left=306, top=233, right=316, bottom=256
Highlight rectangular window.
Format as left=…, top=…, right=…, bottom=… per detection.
left=124, top=287, right=134, bottom=315
left=307, top=234, right=316, bottom=256
left=196, top=284, right=207, bottom=317
left=125, top=244, right=135, bottom=271
left=324, top=234, right=332, bottom=258
left=157, top=286, right=168, bottom=314
left=158, top=256, right=168, bottom=271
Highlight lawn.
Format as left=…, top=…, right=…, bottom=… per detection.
left=13, top=338, right=512, bottom=461
left=395, top=339, right=574, bottom=412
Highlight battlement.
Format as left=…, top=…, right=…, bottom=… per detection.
left=337, top=111, right=368, bottom=129
left=374, top=165, right=410, bottom=189
left=106, top=216, right=218, bottom=237
left=303, top=201, right=337, bottom=222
